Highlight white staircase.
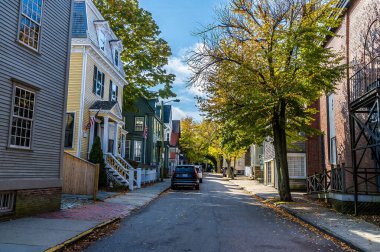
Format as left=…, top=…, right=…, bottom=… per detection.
left=104, top=153, right=159, bottom=191
left=104, top=153, right=136, bottom=190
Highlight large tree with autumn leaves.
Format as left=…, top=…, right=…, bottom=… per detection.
left=189, top=0, right=345, bottom=201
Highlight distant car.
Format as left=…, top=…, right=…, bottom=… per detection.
left=195, top=165, right=203, bottom=183
left=171, top=165, right=200, bottom=190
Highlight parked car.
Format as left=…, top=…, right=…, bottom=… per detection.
left=195, top=165, right=203, bottom=183
left=171, top=165, right=200, bottom=190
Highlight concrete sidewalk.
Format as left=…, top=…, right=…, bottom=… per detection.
left=229, top=176, right=380, bottom=252
left=0, top=180, right=170, bottom=252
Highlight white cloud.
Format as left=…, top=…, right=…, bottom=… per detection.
left=172, top=106, right=203, bottom=122
left=165, top=43, right=207, bottom=98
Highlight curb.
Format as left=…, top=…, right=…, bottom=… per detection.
left=45, top=182, right=171, bottom=252
left=254, top=193, right=363, bottom=252
left=228, top=181, right=363, bottom=252
left=45, top=218, right=120, bottom=252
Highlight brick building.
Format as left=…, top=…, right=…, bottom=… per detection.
left=308, top=0, right=380, bottom=213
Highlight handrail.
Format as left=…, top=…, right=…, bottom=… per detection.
left=117, top=155, right=135, bottom=171
left=105, top=153, right=130, bottom=181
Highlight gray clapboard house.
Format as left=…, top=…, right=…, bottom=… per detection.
left=0, top=0, right=73, bottom=218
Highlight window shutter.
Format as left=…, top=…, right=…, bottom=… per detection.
left=93, top=66, right=98, bottom=94
left=101, top=73, right=105, bottom=98
left=109, top=80, right=113, bottom=101
left=116, top=85, right=118, bottom=101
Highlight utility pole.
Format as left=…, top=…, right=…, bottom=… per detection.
left=160, top=100, right=164, bottom=182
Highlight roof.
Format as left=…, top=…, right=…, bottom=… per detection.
left=72, top=1, right=87, bottom=38
left=89, top=101, right=118, bottom=110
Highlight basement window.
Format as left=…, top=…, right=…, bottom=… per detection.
left=0, top=191, right=16, bottom=215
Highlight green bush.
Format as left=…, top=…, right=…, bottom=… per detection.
left=89, top=136, right=107, bottom=187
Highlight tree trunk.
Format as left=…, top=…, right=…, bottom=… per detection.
left=226, top=159, right=232, bottom=178
left=231, top=157, right=236, bottom=180
left=217, top=155, right=222, bottom=173
left=272, top=99, right=292, bottom=201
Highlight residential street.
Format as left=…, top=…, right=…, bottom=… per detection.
left=86, top=174, right=345, bottom=252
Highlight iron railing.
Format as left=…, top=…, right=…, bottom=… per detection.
left=350, top=56, right=380, bottom=103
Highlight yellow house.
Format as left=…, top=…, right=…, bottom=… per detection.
left=65, top=0, right=127, bottom=164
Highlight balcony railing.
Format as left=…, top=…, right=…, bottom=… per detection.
left=350, top=56, right=380, bottom=103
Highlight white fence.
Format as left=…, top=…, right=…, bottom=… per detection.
left=244, top=166, right=253, bottom=177
left=141, top=168, right=157, bottom=184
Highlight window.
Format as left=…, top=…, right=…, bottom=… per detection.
left=64, top=113, right=75, bottom=148
left=288, top=155, right=306, bottom=178
left=125, top=140, right=131, bottom=159
left=10, top=86, right=35, bottom=149
left=114, top=49, right=119, bottom=67
left=98, top=31, right=106, bottom=51
left=135, top=117, right=144, bottom=131
left=109, top=81, right=118, bottom=102
left=18, top=0, right=43, bottom=50
left=134, top=140, right=142, bottom=162
left=93, top=66, right=105, bottom=98
left=0, top=191, right=15, bottom=214
left=266, top=162, right=272, bottom=185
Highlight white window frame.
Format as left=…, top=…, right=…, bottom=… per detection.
left=134, top=140, right=142, bottom=162
left=94, top=67, right=104, bottom=98
left=9, top=85, right=36, bottom=150
left=114, top=49, right=119, bottom=67
left=287, top=153, right=307, bottom=179
left=110, top=81, right=117, bottom=102
left=18, top=0, right=44, bottom=51
left=98, top=31, right=106, bottom=51
left=135, top=117, right=144, bottom=132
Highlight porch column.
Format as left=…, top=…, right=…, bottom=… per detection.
left=113, top=122, right=119, bottom=156
left=121, top=134, right=126, bottom=158
left=88, top=116, right=95, bottom=159
left=103, top=116, right=109, bottom=153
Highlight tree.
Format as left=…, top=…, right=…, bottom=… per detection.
left=93, top=0, right=176, bottom=109
left=89, top=136, right=107, bottom=187
left=189, top=0, right=345, bottom=201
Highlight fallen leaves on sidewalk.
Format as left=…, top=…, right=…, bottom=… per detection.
left=251, top=194, right=358, bottom=252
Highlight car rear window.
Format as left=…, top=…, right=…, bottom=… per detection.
left=176, top=167, right=195, bottom=173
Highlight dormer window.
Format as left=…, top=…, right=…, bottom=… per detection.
left=98, top=31, right=106, bottom=51
left=114, top=49, right=119, bottom=67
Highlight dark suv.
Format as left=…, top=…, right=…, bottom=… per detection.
left=171, top=165, right=200, bottom=190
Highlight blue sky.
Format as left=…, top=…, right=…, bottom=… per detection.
left=140, top=0, right=228, bottom=121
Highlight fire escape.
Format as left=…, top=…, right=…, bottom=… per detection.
left=349, top=55, right=380, bottom=213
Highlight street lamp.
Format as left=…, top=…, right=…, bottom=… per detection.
left=160, top=99, right=180, bottom=181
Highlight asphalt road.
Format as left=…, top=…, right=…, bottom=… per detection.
left=86, top=174, right=345, bottom=252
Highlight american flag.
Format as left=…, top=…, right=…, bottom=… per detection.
left=144, top=126, right=148, bottom=139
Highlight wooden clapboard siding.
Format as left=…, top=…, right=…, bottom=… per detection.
left=80, top=55, right=117, bottom=159
left=62, top=152, right=98, bottom=195
left=0, top=0, right=71, bottom=185
left=65, top=52, right=84, bottom=156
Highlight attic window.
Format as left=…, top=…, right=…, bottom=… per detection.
left=98, top=31, right=106, bottom=51
left=114, top=49, right=119, bottom=67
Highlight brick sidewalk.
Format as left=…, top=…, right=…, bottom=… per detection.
left=229, top=176, right=380, bottom=252
left=0, top=180, right=171, bottom=252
